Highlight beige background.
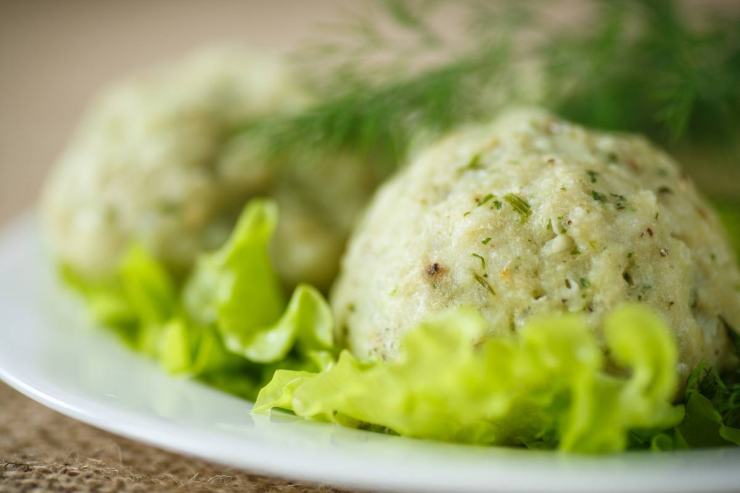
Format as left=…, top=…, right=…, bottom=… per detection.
left=2, top=0, right=738, bottom=229
left=0, top=0, right=349, bottom=227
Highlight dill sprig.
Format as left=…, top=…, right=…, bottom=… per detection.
left=237, top=41, right=514, bottom=170
left=544, top=0, right=740, bottom=147
left=234, top=0, right=740, bottom=171
left=504, top=193, right=532, bottom=223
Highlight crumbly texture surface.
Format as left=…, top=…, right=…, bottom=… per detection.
left=40, top=48, right=376, bottom=289
left=0, top=382, right=349, bottom=493
left=332, top=109, right=740, bottom=379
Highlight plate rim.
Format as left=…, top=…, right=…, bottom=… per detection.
left=2, top=213, right=740, bottom=493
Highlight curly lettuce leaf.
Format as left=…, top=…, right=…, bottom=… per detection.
left=60, top=198, right=739, bottom=452
left=62, top=199, right=333, bottom=400
left=61, top=245, right=177, bottom=354
left=255, top=304, right=683, bottom=453
left=184, top=199, right=334, bottom=364
left=677, top=365, right=740, bottom=447
left=62, top=245, right=242, bottom=374
left=184, top=200, right=285, bottom=332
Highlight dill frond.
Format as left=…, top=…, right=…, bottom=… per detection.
left=233, top=0, right=740, bottom=172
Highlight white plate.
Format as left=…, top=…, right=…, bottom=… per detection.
left=1, top=214, right=739, bottom=493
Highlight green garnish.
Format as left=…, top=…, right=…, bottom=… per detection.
left=63, top=200, right=335, bottom=399
left=55, top=0, right=740, bottom=457
left=503, top=193, right=531, bottom=223
left=611, top=193, right=628, bottom=210
left=657, top=364, right=740, bottom=449
left=481, top=237, right=492, bottom=245
left=231, top=0, right=740, bottom=173
left=63, top=199, right=740, bottom=454
left=591, top=190, right=607, bottom=203
left=471, top=253, right=486, bottom=269
left=557, top=215, right=568, bottom=234
left=587, top=170, right=599, bottom=183
left=473, top=272, right=496, bottom=296
left=255, top=305, right=684, bottom=453
left=623, top=271, right=634, bottom=286
left=464, top=153, right=483, bottom=171
left=476, top=193, right=494, bottom=207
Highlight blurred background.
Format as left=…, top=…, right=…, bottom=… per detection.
left=0, top=0, right=346, bottom=226
left=1, top=0, right=738, bottom=228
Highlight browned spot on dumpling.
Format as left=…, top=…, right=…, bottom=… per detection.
left=426, top=262, right=445, bottom=277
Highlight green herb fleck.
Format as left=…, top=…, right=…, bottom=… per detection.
left=579, top=277, right=591, bottom=288
left=504, top=193, right=531, bottom=223
left=473, top=272, right=496, bottom=296
left=571, top=246, right=581, bottom=256
left=556, top=215, right=568, bottom=234
left=471, top=253, right=486, bottom=269
left=623, top=271, right=634, bottom=285
left=476, top=193, right=494, bottom=207
left=492, top=200, right=503, bottom=210
left=157, top=202, right=179, bottom=214
left=481, top=237, right=492, bottom=245
left=611, top=193, right=628, bottom=210
left=591, top=191, right=607, bottom=203
left=587, top=170, right=599, bottom=183
left=464, top=153, right=482, bottom=171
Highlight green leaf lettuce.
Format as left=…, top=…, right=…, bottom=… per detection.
left=255, top=304, right=684, bottom=453
left=61, top=198, right=739, bottom=453
left=62, top=199, right=334, bottom=398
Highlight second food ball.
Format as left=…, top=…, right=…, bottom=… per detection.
left=331, top=109, right=740, bottom=381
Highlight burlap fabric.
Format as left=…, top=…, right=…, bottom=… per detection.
left=0, top=382, right=350, bottom=493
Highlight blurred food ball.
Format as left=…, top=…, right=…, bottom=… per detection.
left=41, top=47, right=377, bottom=290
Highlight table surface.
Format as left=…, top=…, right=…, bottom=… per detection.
left=0, top=381, right=350, bottom=492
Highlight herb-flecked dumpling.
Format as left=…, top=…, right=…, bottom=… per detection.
left=331, top=109, right=740, bottom=380
left=41, top=48, right=378, bottom=289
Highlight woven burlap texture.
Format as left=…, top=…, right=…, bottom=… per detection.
left=0, top=382, right=352, bottom=492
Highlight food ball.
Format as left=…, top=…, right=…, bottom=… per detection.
left=331, top=109, right=740, bottom=379
left=41, top=48, right=376, bottom=289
